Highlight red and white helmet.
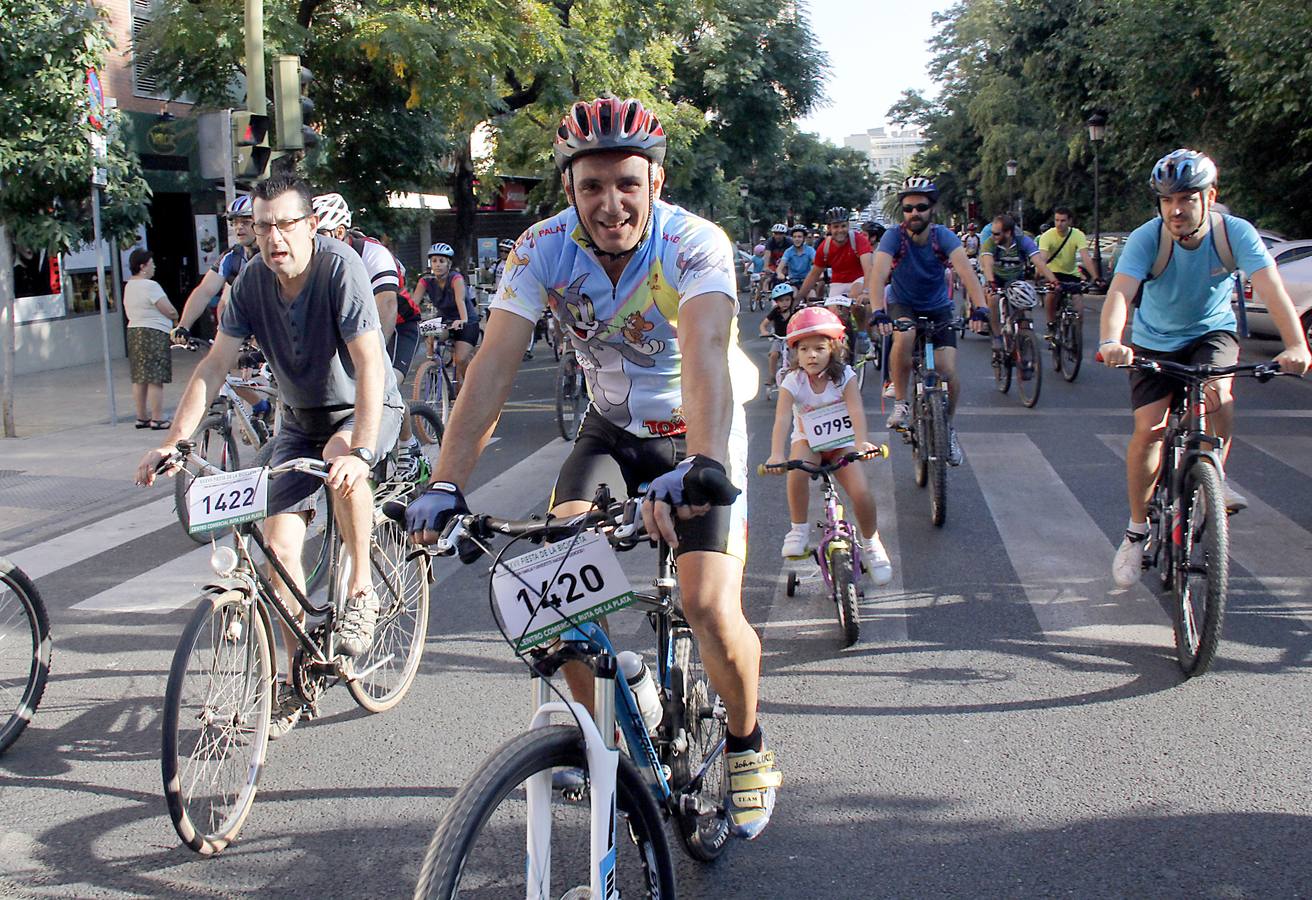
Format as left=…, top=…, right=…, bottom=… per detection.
left=553, top=97, right=667, bottom=172
left=786, top=307, right=846, bottom=346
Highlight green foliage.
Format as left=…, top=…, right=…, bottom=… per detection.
left=744, top=130, right=878, bottom=232
left=0, top=0, right=151, bottom=252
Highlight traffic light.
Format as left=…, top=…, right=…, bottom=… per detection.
left=272, top=55, right=318, bottom=151
left=232, top=110, right=271, bottom=178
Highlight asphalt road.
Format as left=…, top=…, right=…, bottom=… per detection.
left=3, top=301, right=1311, bottom=899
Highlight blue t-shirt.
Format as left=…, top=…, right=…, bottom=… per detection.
left=751, top=254, right=766, bottom=274
left=1115, top=215, right=1272, bottom=351
left=876, top=224, right=962, bottom=311
left=780, top=244, right=816, bottom=280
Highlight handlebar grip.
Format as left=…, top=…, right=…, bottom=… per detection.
left=756, top=464, right=784, bottom=476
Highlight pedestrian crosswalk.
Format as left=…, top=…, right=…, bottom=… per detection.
left=9, top=419, right=1312, bottom=663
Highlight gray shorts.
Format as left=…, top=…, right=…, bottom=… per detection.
left=267, top=404, right=403, bottom=515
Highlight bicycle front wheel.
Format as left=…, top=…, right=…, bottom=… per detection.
left=927, top=391, right=949, bottom=527
left=408, top=400, right=443, bottom=449
left=1015, top=329, right=1042, bottom=407
left=993, top=343, right=1012, bottom=394
left=176, top=414, right=241, bottom=543
left=912, top=394, right=929, bottom=488
left=1174, top=459, right=1229, bottom=677
left=0, top=560, right=50, bottom=754
left=415, top=724, right=676, bottom=899
left=410, top=363, right=445, bottom=445
left=668, top=624, right=730, bottom=861
left=1060, top=313, right=1083, bottom=382
left=556, top=355, right=586, bottom=441
left=829, top=545, right=861, bottom=647
left=346, top=516, right=430, bottom=713
left=161, top=589, right=273, bottom=855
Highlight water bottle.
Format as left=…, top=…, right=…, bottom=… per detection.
left=617, top=651, right=663, bottom=734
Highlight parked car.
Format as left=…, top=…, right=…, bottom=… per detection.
left=1243, top=249, right=1312, bottom=344
left=1257, top=228, right=1288, bottom=249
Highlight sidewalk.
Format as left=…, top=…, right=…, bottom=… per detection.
left=0, top=349, right=203, bottom=551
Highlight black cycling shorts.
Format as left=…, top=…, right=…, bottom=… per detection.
left=886, top=302, right=958, bottom=348
left=389, top=319, right=420, bottom=379
left=449, top=318, right=480, bottom=347
left=550, top=410, right=748, bottom=560
left=1129, top=330, right=1239, bottom=411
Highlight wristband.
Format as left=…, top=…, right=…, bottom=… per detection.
left=1099, top=339, right=1119, bottom=347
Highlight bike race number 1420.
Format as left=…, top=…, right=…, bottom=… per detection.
left=491, top=531, right=636, bottom=651
left=801, top=400, right=854, bottom=452
left=186, top=466, right=269, bottom=533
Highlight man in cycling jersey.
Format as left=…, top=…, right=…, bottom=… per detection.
left=797, top=207, right=875, bottom=357
left=1037, top=206, right=1102, bottom=333
left=406, top=96, right=780, bottom=840
left=1099, top=149, right=1310, bottom=587
left=777, top=225, right=816, bottom=290
left=136, top=172, right=405, bottom=737
left=176, top=195, right=257, bottom=338
left=979, top=213, right=1060, bottom=353
left=867, top=177, right=990, bottom=465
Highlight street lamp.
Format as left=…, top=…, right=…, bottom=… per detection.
left=1006, top=159, right=1021, bottom=230
left=1087, top=111, right=1108, bottom=279
left=739, top=184, right=750, bottom=241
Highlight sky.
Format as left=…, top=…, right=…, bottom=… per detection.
left=795, top=0, right=958, bottom=146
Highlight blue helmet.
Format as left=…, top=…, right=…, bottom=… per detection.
left=427, top=242, right=455, bottom=258
left=1149, top=149, right=1217, bottom=196
left=770, top=282, right=795, bottom=301
left=225, top=195, right=253, bottom=219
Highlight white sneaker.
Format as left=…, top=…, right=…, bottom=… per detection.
left=885, top=401, right=910, bottom=429
left=1112, top=530, right=1148, bottom=588
left=948, top=426, right=963, bottom=466
left=882, top=381, right=896, bottom=399
left=781, top=525, right=810, bottom=558
left=1223, top=483, right=1248, bottom=514
left=862, top=535, right=893, bottom=586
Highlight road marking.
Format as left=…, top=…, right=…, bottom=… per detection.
left=962, top=432, right=1172, bottom=647
left=71, top=439, right=576, bottom=615
left=954, top=408, right=1312, bottom=418
left=8, top=496, right=177, bottom=581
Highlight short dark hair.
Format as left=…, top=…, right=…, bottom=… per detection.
left=128, top=247, right=153, bottom=275
left=251, top=172, right=314, bottom=216
left=1053, top=206, right=1074, bottom=220
left=993, top=213, right=1016, bottom=232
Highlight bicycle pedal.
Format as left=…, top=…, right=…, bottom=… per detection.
left=302, top=701, right=321, bottom=721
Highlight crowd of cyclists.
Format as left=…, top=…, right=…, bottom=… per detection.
left=133, top=93, right=1310, bottom=859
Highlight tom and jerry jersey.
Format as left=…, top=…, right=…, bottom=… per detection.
left=491, top=200, right=758, bottom=437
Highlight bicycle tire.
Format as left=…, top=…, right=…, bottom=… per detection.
left=415, top=724, right=676, bottom=899
left=927, top=391, right=949, bottom=527
left=1174, top=459, right=1229, bottom=677
left=161, top=589, right=273, bottom=855
left=0, top=559, right=50, bottom=754
left=408, top=400, right=443, bottom=448
left=1015, top=329, right=1042, bottom=408
left=409, top=362, right=445, bottom=444
left=829, top=545, right=861, bottom=647
left=346, top=516, right=430, bottom=712
left=176, top=414, right=241, bottom=543
left=993, top=342, right=1012, bottom=394
left=556, top=354, right=585, bottom=441
left=1060, top=314, right=1083, bottom=382
left=251, top=442, right=333, bottom=597
left=668, top=625, right=730, bottom=861
left=912, top=394, right=928, bottom=488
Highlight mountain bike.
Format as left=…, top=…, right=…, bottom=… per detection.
left=1106, top=357, right=1288, bottom=677
left=891, top=316, right=961, bottom=527
left=414, top=485, right=730, bottom=898
left=0, top=558, right=50, bottom=755
left=1039, top=280, right=1094, bottom=382
left=158, top=441, right=430, bottom=855
left=760, top=447, right=888, bottom=646
left=556, top=347, right=588, bottom=441
left=991, top=282, right=1043, bottom=407
left=412, top=318, right=456, bottom=442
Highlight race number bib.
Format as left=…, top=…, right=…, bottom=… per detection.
left=185, top=466, right=269, bottom=533
left=800, top=400, right=854, bottom=452
left=491, top=531, right=636, bottom=651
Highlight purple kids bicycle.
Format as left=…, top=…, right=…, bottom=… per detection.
left=759, top=446, right=887, bottom=647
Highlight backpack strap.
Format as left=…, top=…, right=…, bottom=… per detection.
left=1147, top=220, right=1173, bottom=281
left=1211, top=212, right=1236, bottom=273
left=891, top=224, right=951, bottom=271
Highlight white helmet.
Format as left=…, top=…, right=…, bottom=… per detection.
left=311, top=192, right=352, bottom=232
left=770, top=223, right=787, bottom=234
left=427, top=242, right=455, bottom=258
left=1004, top=280, right=1040, bottom=310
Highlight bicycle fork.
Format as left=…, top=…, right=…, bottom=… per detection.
left=526, top=662, right=621, bottom=900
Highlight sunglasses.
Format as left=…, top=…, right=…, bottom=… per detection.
left=902, top=203, right=932, bottom=213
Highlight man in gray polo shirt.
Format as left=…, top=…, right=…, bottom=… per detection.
left=136, top=172, right=402, bottom=737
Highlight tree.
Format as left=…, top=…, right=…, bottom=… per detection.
left=0, top=0, right=151, bottom=436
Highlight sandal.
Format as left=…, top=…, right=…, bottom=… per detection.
left=135, top=419, right=151, bottom=429
left=149, top=419, right=172, bottom=430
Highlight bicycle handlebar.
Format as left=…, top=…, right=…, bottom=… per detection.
left=1095, top=354, right=1287, bottom=383
left=420, top=489, right=649, bottom=558
left=756, top=446, right=888, bottom=477
left=419, top=318, right=451, bottom=338
left=155, top=440, right=331, bottom=480
left=888, top=316, right=967, bottom=334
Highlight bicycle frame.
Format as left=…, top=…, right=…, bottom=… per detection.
left=810, top=471, right=862, bottom=595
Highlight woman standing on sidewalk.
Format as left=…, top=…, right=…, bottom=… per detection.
left=123, top=248, right=179, bottom=429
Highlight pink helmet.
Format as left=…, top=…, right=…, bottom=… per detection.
left=786, top=307, right=846, bottom=346
left=754, top=244, right=766, bottom=254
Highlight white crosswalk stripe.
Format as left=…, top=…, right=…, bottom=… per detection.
left=8, top=495, right=176, bottom=581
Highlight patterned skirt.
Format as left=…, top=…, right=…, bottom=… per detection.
left=127, top=327, right=172, bottom=385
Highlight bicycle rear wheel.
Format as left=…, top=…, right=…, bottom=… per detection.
left=668, top=624, right=730, bottom=861
left=176, top=414, right=241, bottom=543
left=161, top=589, right=273, bottom=855
left=1060, top=313, right=1083, bottom=382
left=927, top=391, right=949, bottom=527
left=829, top=545, right=861, bottom=647
left=1015, top=329, right=1042, bottom=407
left=415, top=724, right=675, bottom=899
left=346, top=516, right=430, bottom=712
left=1174, top=459, right=1229, bottom=677
left=556, top=354, right=586, bottom=441
left=0, top=560, right=50, bottom=754
left=408, top=400, right=443, bottom=448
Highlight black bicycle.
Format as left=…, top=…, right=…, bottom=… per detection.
left=992, top=281, right=1042, bottom=407
left=1040, top=281, right=1094, bottom=383
left=158, top=441, right=430, bottom=855
left=1115, top=357, right=1287, bottom=677
left=891, top=316, right=962, bottom=527
left=0, top=558, right=50, bottom=754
